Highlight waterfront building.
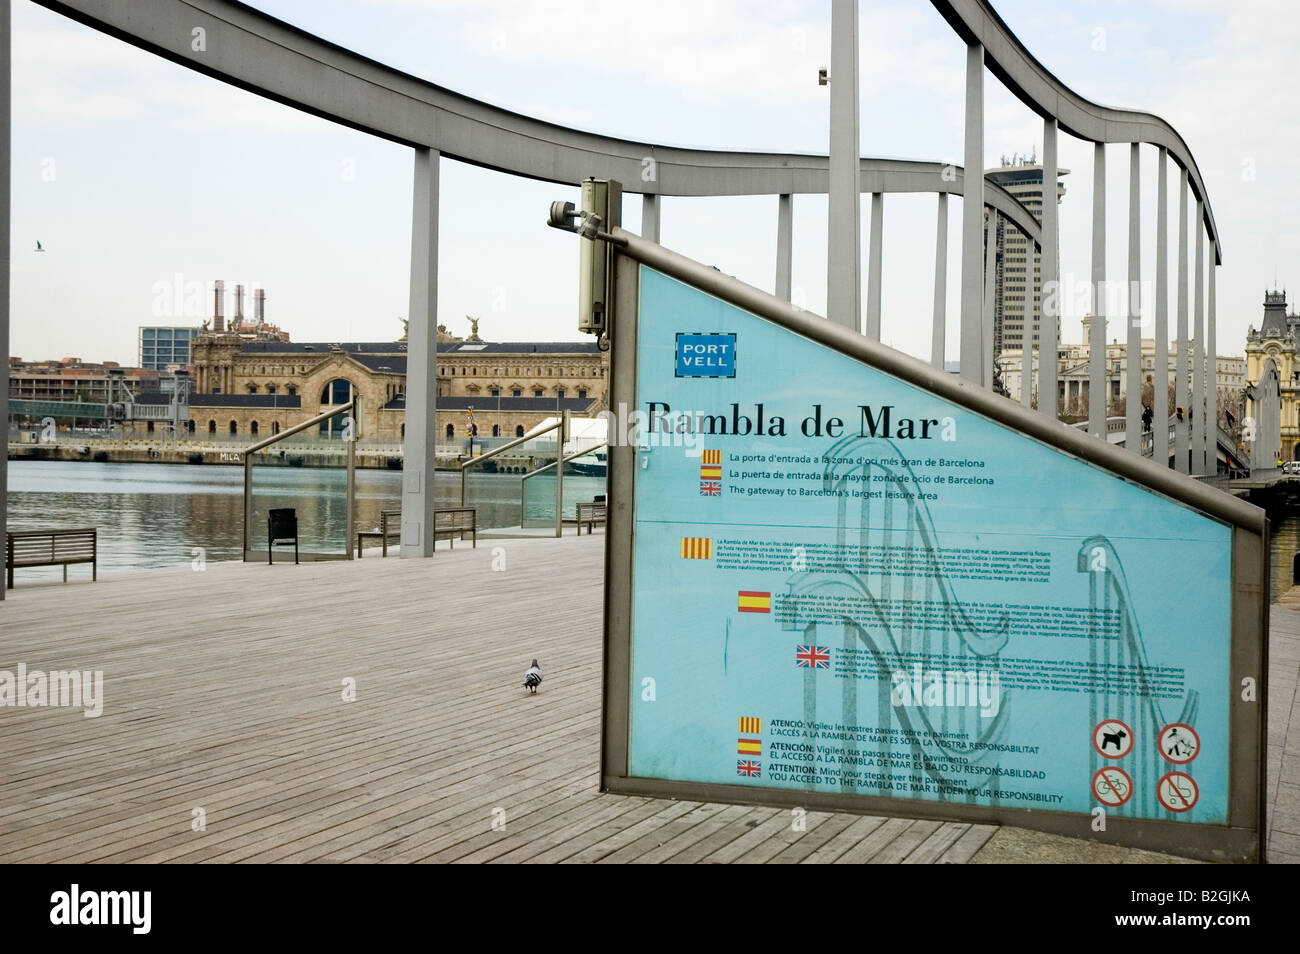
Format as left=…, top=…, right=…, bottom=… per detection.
left=985, top=154, right=1069, bottom=356
left=138, top=326, right=197, bottom=371
left=7, top=356, right=159, bottom=405
left=185, top=306, right=607, bottom=442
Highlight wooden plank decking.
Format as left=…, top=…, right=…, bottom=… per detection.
left=0, top=534, right=997, bottom=863
left=0, top=533, right=1284, bottom=864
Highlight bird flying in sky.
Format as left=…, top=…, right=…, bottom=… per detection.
left=523, top=659, right=542, bottom=694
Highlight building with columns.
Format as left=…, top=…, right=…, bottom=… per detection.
left=1001, top=315, right=1244, bottom=420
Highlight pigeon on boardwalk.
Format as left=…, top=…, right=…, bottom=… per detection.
left=523, top=659, right=542, bottom=694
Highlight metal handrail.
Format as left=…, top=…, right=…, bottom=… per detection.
left=244, top=400, right=353, bottom=454
left=520, top=442, right=608, bottom=535
left=458, top=417, right=563, bottom=506
left=242, top=400, right=357, bottom=561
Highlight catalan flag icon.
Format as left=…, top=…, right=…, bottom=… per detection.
left=737, top=738, right=762, bottom=755
left=738, top=716, right=761, bottom=734
left=700, top=448, right=723, bottom=482
left=737, top=590, right=771, bottom=613
left=680, top=537, right=712, bottom=559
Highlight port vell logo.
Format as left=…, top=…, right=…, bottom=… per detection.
left=0, top=664, right=103, bottom=718
left=676, top=332, right=736, bottom=378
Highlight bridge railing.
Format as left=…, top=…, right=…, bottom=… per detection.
left=3, top=0, right=1234, bottom=567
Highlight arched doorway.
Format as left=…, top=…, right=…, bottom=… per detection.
left=319, top=378, right=352, bottom=438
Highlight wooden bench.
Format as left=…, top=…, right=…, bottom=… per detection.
left=356, top=509, right=402, bottom=558
left=575, top=499, right=607, bottom=535
left=434, top=508, right=476, bottom=549
left=6, top=528, right=98, bottom=589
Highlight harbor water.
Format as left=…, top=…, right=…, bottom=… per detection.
left=5, top=459, right=603, bottom=581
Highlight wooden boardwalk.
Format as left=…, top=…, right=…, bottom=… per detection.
left=0, top=534, right=1284, bottom=863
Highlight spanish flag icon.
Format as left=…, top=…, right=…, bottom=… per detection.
left=737, top=738, right=762, bottom=755
left=680, top=537, right=712, bottom=559
left=737, top=590, right=771, bottom=613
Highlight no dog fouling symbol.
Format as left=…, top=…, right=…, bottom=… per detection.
left=1158, top=723, right=1199, bottom=764
left=1092, top=767, right=1132, bottom=807
left=1093, top=718, right=1132, bottom=759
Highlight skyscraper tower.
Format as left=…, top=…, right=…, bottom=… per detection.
left=986, top=154, right=1069, bottom=357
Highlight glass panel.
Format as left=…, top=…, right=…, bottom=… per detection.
left=460, top=427, right=562, bottom=530
left=520, top=445, right=606, bottom=528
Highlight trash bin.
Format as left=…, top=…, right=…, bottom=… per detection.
left=268, top=508, right=298, bottom=565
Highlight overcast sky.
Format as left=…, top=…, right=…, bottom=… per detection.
left=10, top=0, right=1296, bottom=367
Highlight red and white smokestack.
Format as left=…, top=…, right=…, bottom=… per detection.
left=235, top=284, right=245, bottom=324
left=213, top=280, right=225, bottom=333
left=255, top=288, right=265, bottom=324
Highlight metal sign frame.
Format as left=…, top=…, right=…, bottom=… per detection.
left=599, top=228, right=1268, bottom=863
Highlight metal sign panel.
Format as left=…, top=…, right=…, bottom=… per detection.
left=603, top=247, right=1265, bottom=863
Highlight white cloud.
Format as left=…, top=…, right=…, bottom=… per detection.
left=13, top=2, right=325, bottom=134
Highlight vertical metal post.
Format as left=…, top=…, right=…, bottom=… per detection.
left=0, top=0, right=8, bottom=600
left=641, top=193, right=660, bottom=244
left=1192, top=204, right=1206, bottom=474
left=402, top=147, right=440, bottom=556
left=243, top=454, right=253, bottom=558
left=826, top=0, right=861, bottom=331
left=1021, top=238, right=1035, bottom=409
left=1154, top=147, right=1170, bottom=468
left=1208, top=245, right=1218, bottom=473
left=982, top=213, right=996, bottom=389
left=1090, top=142, right=1106, bottom=439
left=555, top=409, right=569, bottom=538
left=1126, top=143, right=1141, bottom=454
left=346, top=418, right=356, bottom=559
left=866, top=192, right=883, bottom=339
left=776, top=193, right=793, bottom=302
left=961, top=42, right=985, bottom=384
left=1040, top=118, right=1059, bottom=419
left=1175, top=166, right=1190, bottom=474
left=931, top=193, right=948, bottom=370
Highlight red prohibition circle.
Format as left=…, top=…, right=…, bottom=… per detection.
left=1158, top=722, right=1200, bottom=765
left=1157, top=771, right=1198, bottom=813
left=1091, top=767, right=1133, bottom=807
left=1092, top=718, right=1134, bottom=759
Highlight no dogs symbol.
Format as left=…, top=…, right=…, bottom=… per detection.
left=1093, top=719, right=1132, bottom=759
left=1157, top=771, right=1198, bottom=813
left=1092, top=767, right=1133, bottom=807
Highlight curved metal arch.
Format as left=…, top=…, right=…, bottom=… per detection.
left=36, top=0, right=1038, bottom=245
left=932, top=0, right=1221, bottom=264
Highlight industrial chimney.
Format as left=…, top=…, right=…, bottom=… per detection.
left=213, top=280, right=225, bottom=333
left=255, top=288, right=265, bottom=325
left=235, top=284, right=245, bottom=325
